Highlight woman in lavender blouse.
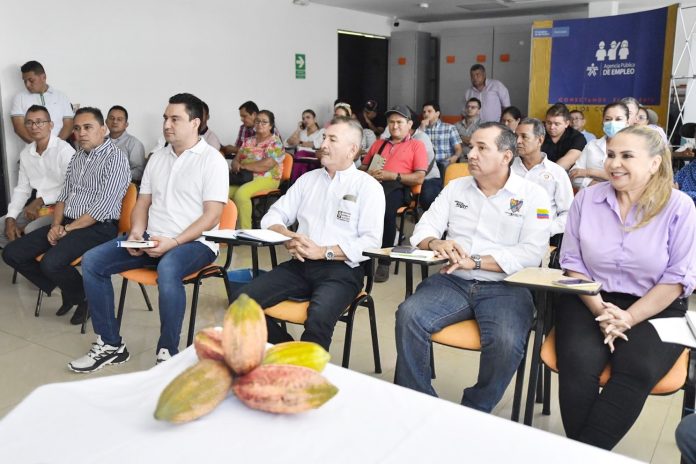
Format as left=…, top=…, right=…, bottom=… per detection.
left=556, top=125, right=696, bottom=450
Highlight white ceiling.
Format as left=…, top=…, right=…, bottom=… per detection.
left=307, top=0, right=649, bottom=23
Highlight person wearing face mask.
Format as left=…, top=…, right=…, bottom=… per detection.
left=569, top=102, right=629, bottom=190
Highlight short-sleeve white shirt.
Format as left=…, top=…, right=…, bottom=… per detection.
left=411, top=173, right=551, bottom=281
left=140, top=138, right=229, bottom=253
left=572, top=136, right=607, bottom=189
left=511, top=155, right=573, bottom=236
left=10, top=86, right=73, bottom=137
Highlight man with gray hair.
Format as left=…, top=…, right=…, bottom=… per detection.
left=230, top=117, right=385, bottom=351
left=512, top=117, right=573, bottom=244
left=394, top=122, right=551, bottom=413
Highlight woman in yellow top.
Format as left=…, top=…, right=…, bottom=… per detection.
left=229, top=110, right=284, bottom=229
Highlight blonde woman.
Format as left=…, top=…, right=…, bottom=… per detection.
left=556, top=125, right=696, bottom=449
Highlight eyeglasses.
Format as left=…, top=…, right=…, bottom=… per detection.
left=254, top=120, right=270, bottom=126
left=24, top=120, right=50, bottom=128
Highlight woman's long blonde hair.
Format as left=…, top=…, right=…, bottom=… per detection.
left=612, top=125, right=673, bottom=229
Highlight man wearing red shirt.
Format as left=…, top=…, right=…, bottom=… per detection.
left=361, top=105, right=427, bottom=282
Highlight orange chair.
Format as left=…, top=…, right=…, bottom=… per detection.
left=115, top=201, right=238, bottom=347
left=394, top=183, right=423, bottom=276
left=263, top=260, right=381, bottom=373
left=431, top=319, right=529, bottom=421
left=540, top=328, right=694, bottom=419
left=250, top=154, right=294, bottom=228
left=444, top=162, right=470, bottom=187
left=33, top=184, right=138, bottom=334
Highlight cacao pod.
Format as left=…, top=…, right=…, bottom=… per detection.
left=194, top=327, right=224, bottom=362
left=262, top=341, right=330, bottom=372
left=222, top=294, right=267, bottom=375
left=232, top=364, right=338, bottom=414
left=154, top=359, right=232, bottom=423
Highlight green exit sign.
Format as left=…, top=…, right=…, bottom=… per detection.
left=295, top=53, right=306, bottom=79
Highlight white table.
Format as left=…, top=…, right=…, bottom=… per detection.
left=0, top=348, right=640, bottom=464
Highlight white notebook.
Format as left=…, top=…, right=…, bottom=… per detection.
left=203, top=229, right=291, bottom=244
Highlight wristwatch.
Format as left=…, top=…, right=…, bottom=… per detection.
left=325, top=247, right=335, bottom=261
left=470, top=254, right=482, bottom=270
left=395, top=173, right=402, bottom=183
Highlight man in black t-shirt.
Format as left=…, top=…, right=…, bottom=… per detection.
left=541, top=103, right=587, bottom=170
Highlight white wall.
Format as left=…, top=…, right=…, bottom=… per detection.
left=0, top=0, right=392, bottom=195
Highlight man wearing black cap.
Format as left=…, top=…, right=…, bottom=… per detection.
left=360, top=105, right=428, bottom=282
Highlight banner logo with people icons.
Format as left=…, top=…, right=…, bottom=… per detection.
left=547, top=7, right=667, bottom=106
left=529, top=5, right=677, bottom=136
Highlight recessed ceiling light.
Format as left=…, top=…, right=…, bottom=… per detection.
left=419, top=2, right=429, bottom=8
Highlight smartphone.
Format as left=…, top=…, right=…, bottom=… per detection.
left=300, top=121, right=306, bottom=130
left=554, top=278, right=595, bottom=286
left=392, top=246, right=417, bottom=254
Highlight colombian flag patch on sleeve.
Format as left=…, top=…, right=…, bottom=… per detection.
left=536, top=209, right=550, bottom=219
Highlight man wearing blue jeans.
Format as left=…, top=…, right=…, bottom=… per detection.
left=68, top=93, right=228, bottom=373
left=395, top=122, right=551, bottom=412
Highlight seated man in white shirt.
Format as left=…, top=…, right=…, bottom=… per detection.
left=0, top=105, right=74, bottom=248
left=106, top=105, right=146, bottom=182
left=512, top=117, right=573, bottom=246
left=230, top=117, right=385, bottom=350
left=395, top=122, right=551, bottom=413
left=68, top=93, right=229, bottom=372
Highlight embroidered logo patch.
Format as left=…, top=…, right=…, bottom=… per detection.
left=454, top=200, right=468, bottom=209
left=336, top=210, right=351, bottom=222
left=509, top=198, right=523, bottom=214
left=536, top=208, right=550, bottom=219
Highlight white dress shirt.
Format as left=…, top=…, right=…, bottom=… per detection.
left=571, top=136, right=607, bottom=189
left=261, top=164, right=385, bottom=267
left=511, top=155, right=573, bottom=236
left=7, top=136, right=74, bottom=219
left=410, top=173, right=551, bottom=281
left=141, top=138, right=229, bottom=253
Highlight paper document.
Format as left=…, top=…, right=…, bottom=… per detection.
left=389, top=249, right=436, bottom=260
left=368, top=154, right=386, bottom=172
left=116, top=240, right=156, bottom=249
left=203, top=229, right=291, bottom=244
left=649, top=316, right=696, bottom=348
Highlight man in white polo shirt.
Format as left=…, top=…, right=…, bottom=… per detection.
left=395, top=122, right=551, bottom=413
left=0, top=105, right=74, bottom=247
left=512, top=117, right=573, bottom=245
left=69, top=93, right=229, bottom=373
left=10, top=61, right=74, bottom=143
left=230, top=116, right=385, bottom=351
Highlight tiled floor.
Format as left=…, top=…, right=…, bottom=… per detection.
left=0, top=243, right=687, bottom=463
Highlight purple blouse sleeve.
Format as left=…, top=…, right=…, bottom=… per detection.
left=661, top=191, right=696, bottom=296
left=559, top=188, right=592, bottom=278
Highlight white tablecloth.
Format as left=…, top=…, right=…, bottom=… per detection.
left=0, top=347, right=640, bottom=464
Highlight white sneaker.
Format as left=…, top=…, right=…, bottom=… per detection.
left=156, top=348, right=172, bottom=364
left=68, top=336, right=129, bottom=373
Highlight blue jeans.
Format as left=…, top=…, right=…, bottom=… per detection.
left=677, top=414, right=696, bottom=464
left=81, top=237, right=215, bottom=354
left=395, top=273, right=534, bottom=412
left=419, top=177, right=442, bottom=211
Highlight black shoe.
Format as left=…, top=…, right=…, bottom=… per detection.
left=56, top=302, right=75, bottom=316
left=374, top=263, right=390, bottom=283
left=70, top=301, right=90, bottom=325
